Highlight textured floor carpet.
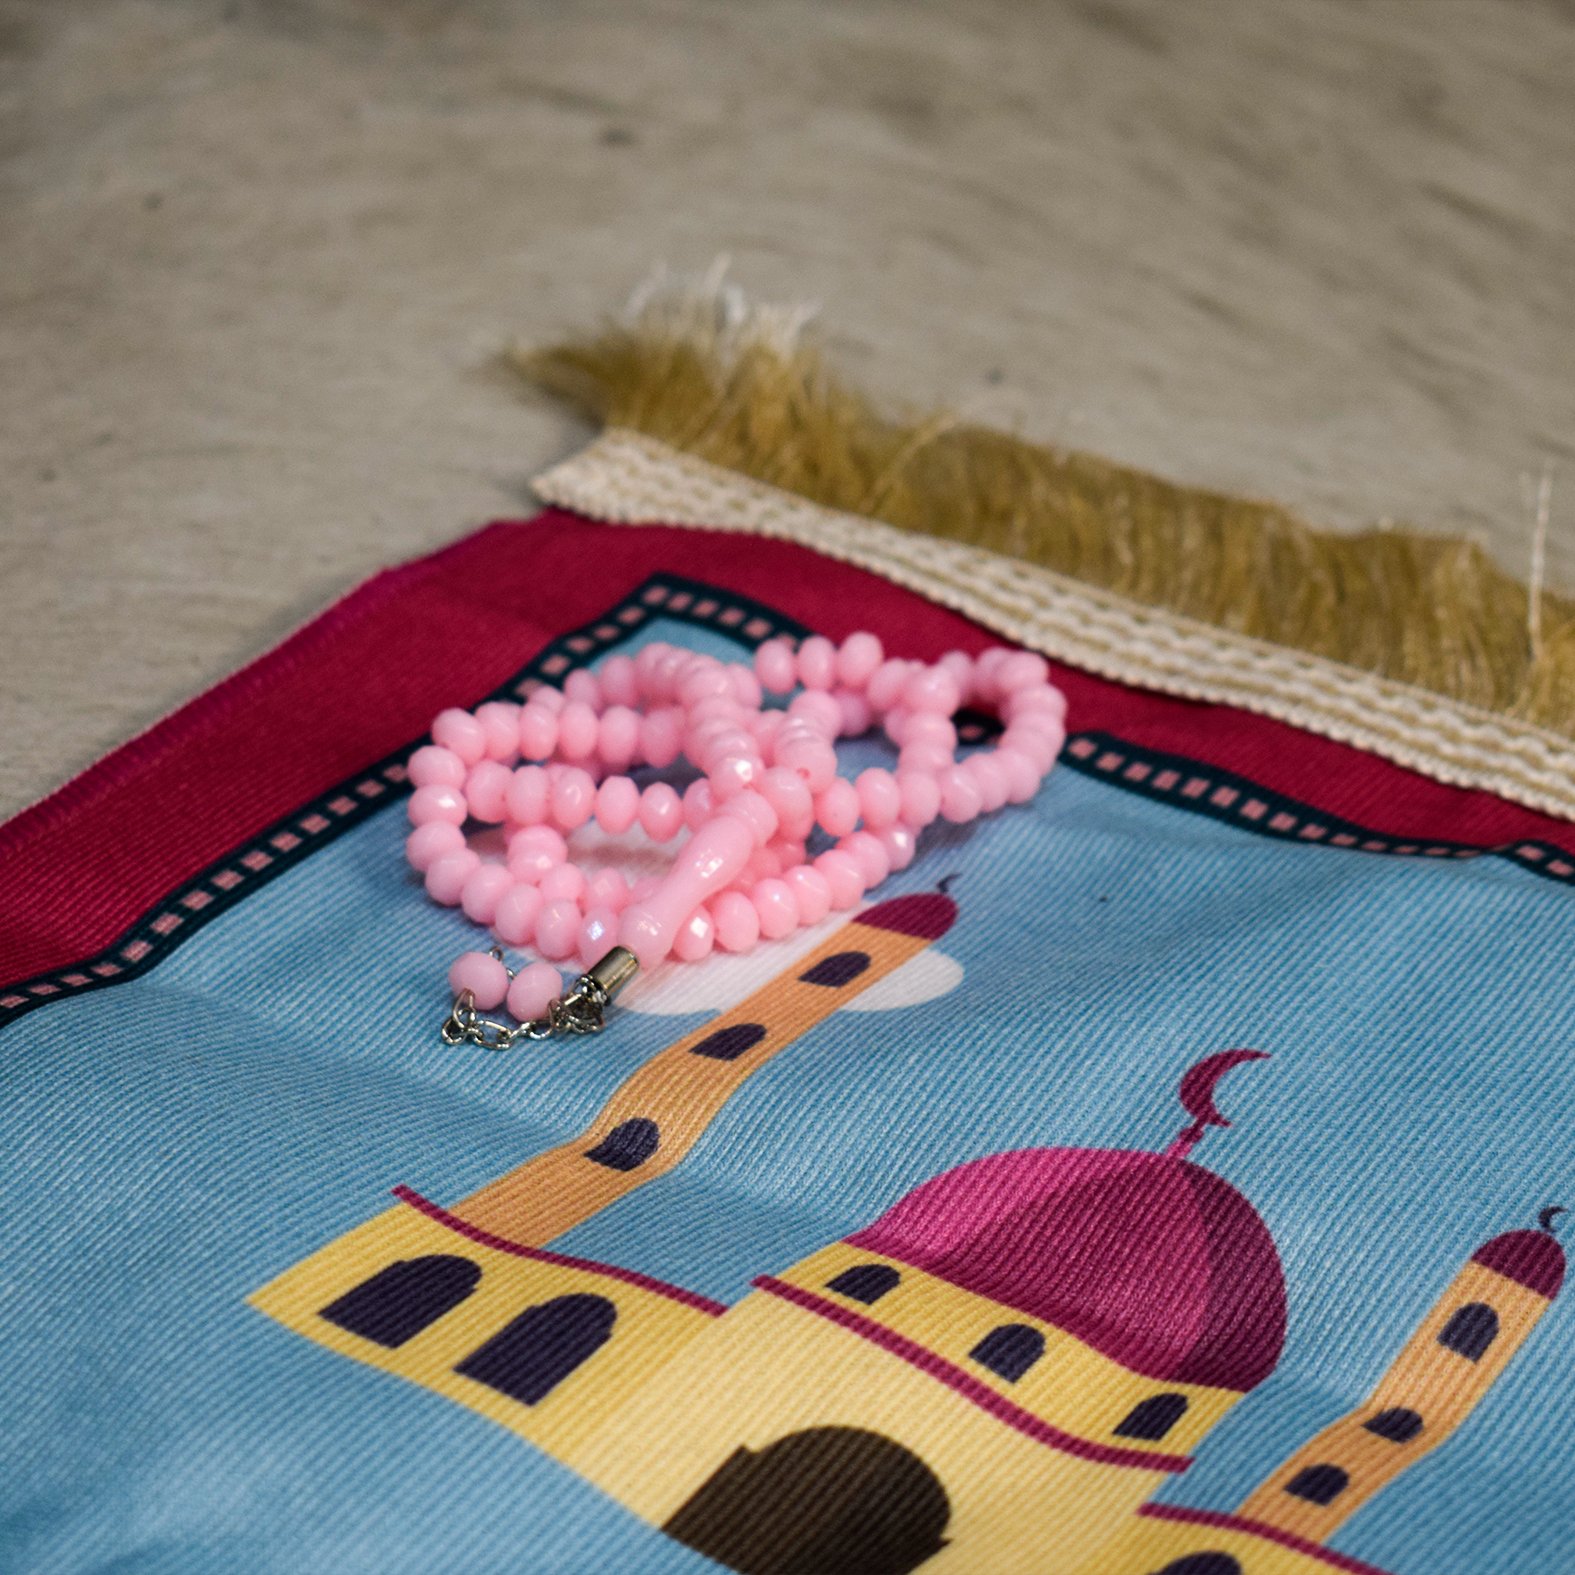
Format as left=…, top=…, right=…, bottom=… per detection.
left=2, top=0, right=1571, bottom=816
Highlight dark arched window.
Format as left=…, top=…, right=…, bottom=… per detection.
left=799, top=951, right=872, bottom=988
left=1151, top=1557, right=1243, bottom=1575
left=455, top=1293, right=616, bottom=1405
left=584, top=1117, right=660, bottom=1171
left=1364, top=1407, right=1424, bottom=1443
left=690, top=1022, right=767, bottom=1061
left=826, top=1264, right=900, bottom=1304
left=968, top=1324, right=1044, bottom=1383
left=1285, top=1463, right=1349, bottom=1506
left=1115, top=1393, right=1190, bottom=1441
left=319, top=1255, right=479, bottom=1347
left=1438, top=1302, right=1499, bottom=1361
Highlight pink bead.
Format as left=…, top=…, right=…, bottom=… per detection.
left=786, top=690, right=842, bottom=736
left=578, top=907, right=620, bottom=969
left=939, top=650, right=975, bottom=703
left=535, top=897, right=582, bottom=960
left=634, top=641, right=671, bottom=689
left=408, top=783, right=467, bottom=827
left=836, top=631, right=883, bottom=689
left=899, top=742, right=954, bottom=775
left=505, top=765, right=550, bottom=825
left=785, top=864, right=833, bottom=927
left=475, top=702, right=522, bottom=761
left=518, top=704, right=559, bottom=761
left=524, top=683, right=565, bottom=713
left=712, top=890, right=762, bottom=953
left=729, top=666, right=763, bottom=709
left=448, top=950, right=509, bottom=1011
left=878, top=823, right=917, bottom=872
left=718, top=788, right=779, bottom=846
left=903, top=666, right=961, bottom=717
left=507, top=961, right=562, bottom=1023
left=796, top=635, right=839, bottom=691
left=639, top=783, right=684, bottom=842
left=556, top=701, right=599, bottom=762
left=628, top=874, right=662, bottom=904
left=867, top=659, right=913, bottom=712
left=640, top=710, right=683, bottom=769
left=673, top=906, right=716, bottom=962
left=1005, top=685, right=1067, bottom=725
left=460, top=862, right=514, bottom=924
left=425, top=848, right=480, bottom=905
left=679, top=661, right=732, bottom=705
left=902, top=712, right=957, bottom=751
left=973, top=647, right=1011, bottom=701
left=508, top=824, right=567, bottom=882
left=586, top=867, right=630, bottom=913
left=407, top=744, right=466, bottom=789
left=856, top=767, right=902, bottom=830
left=965, top=751, right=1010, bottom=813
left=814, top=778, right=860, bottom=838
left=599, top=654, right=638, bottom=707
left=834, top=690, right=873, bottom=737
left=563, top=668, right=601, bottom=708
left=814, top=848, right=866, bottom=910
left=760, top=767, right=815, bottom=840
left=999, top=747, right=1042, bottom=804
left=1004, top=723, right=1062, bottom=774
left=897, top=769, right=942, bottom=827
left=597, top=706, right=641, bottom=772
left=493, top=883, right=543, bottom=945
left=709, top=752, right=762, bottom=800
left=551, top=766, right=597, bottom=830
left=938, top=764, right=985, bottom=824
left=842, top=830, right=891, bottom=888
left=778, top=736, right=837, bottom=793
left=595, top=775, right=641, bottom=835
left=997, top=650, right=1051, bottom=692
left=511, top=824, right=568, bottom=864
left=683, top=778, right=715, bottom=832
left=752, top=878, right=800, bottom=940
left=431, top=708, right=486, bottom=766
left=464, top=760, right=512, bottom=823
left=539, top=864, right=588, bottom=904
left=754, top=638, right=798, bottom=694
left=405, top=820, right=464, bottom=872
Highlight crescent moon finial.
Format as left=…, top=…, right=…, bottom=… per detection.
left=1539, top=1205, right=1567, bottom=1235
left=1163, top=1048, right=1270, bottom=1160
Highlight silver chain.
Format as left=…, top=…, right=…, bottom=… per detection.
left=438, top=945, right=637, bottom=1052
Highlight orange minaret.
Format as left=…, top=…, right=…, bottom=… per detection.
left=451, top=891, right=958, bottom=1247
left=1238, top=1208, right=1566, bottom=1543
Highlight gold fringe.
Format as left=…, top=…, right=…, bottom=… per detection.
left=513, top=298, right=1574, bottom=737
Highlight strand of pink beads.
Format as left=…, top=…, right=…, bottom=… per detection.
left=405, top=632, right=1066, bottom=1025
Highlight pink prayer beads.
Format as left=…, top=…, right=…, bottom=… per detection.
left=409, top=632, right=1066, bottom=1018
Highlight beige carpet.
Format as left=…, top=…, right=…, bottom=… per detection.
left=2, top=0, right=1571, bottom=818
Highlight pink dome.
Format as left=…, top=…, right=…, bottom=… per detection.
left=1472, top=1229, right=1565, bottom=1299
left=846, top=1147, right=1286, bottom=1392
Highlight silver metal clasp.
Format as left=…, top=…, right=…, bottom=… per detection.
left=439, top=945, right=640, bottom=1051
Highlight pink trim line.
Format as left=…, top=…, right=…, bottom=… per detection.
left=1137, top=1503, right=1391, bottom=1574
left=754, top=1275, right=1192, bottom=1475
left=392, top=1186, right=727, bottom=1317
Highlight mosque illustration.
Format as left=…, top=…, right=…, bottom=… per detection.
left=252, top=889, right=1564, bottom=1574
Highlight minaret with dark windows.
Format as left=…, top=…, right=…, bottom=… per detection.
left=1237, top=1209, right=1566, bottom=1543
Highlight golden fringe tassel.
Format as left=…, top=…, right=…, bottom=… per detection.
left=514, top=296, right=1573, bottom=737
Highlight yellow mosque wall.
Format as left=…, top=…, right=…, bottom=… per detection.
left=569, top=1285, right=1178, bottom=1574
left=1075, top=1510, right=1378, bottom=1575
left=247, top=1198, right=717, bottom=1463
left=776, top=1242, right=1242, bottom=1458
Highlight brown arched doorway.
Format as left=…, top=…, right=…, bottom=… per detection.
left=663, top=1425, right=950, bottom=1575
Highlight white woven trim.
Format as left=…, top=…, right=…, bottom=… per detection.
left=534, top=429, right=1575, bottom=826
